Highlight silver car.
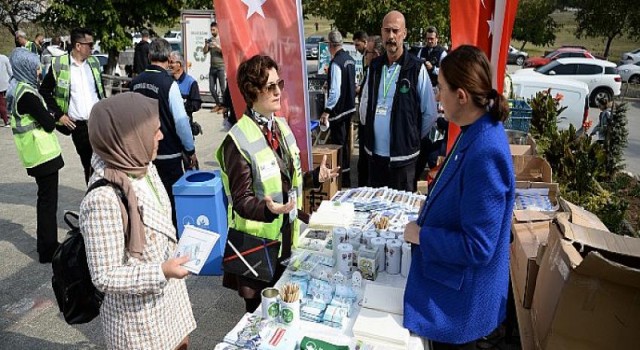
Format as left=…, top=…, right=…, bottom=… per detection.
left=508, top=45, right=528, bottom=66
left=617, top=61, right=640, bottom=84
left=620, top=48, right=640, bottom=65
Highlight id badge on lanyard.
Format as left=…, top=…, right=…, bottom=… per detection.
left=288, top=188, right=297, bottom=222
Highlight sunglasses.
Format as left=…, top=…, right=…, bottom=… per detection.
left=77, top=42, right=94, bottom=48
left=265, top=79, right=285, bottom=93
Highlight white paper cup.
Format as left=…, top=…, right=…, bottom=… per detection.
left=386, top=239, right=402, bottom=275
left=261, top=287, right=280, bottom=320
left=320, top=119, right=330, bottom=132
left=280, top=299, right=300, bottom=327
left=336, top=243, right=354, bottom=275
left=401, top=242, right=412, bottom=277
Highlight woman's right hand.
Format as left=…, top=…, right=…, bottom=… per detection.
left=264, top=195, right=295, bottom=215
left=161, top=255, right=191, bottom=280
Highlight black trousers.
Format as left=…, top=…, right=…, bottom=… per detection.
left=357, top=123, right=368, bottom=187
left=71, top=121, right=93, bottom=184
left=153, top=157, right=184, bottom=229
left=329, top=116, right=351, bottom=188
left=368, top=153, right=416, bottom=192
left=35, top=171, right=59, bottom=260
left=431, top=340, right=477, bottom=350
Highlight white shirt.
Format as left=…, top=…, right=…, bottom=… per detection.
left=67, top=55, right=100, bottom=121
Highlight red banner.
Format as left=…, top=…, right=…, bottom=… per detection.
left=447, top=0, right=519, bottom=151
left=213, top=0, right=311, bottom=171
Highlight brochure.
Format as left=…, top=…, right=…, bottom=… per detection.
left=175, top=225, right=220, bottom=274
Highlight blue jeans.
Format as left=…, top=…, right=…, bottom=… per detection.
left=209, top=66, right=226, bottom=105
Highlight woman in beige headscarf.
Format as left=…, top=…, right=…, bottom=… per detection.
left=80, top=92, right=196, bottom=350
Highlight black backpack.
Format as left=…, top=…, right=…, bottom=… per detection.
left=51, top=179, right=129, bottom=325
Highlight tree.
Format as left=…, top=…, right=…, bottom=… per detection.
left=302, top=0, right=450, bottom=46
left=39, top=0, right=188, bottom=73
left=512, top=0, right=559, bottom=51
left=574, top=0, right=640, bottom=59
left=0, top=0, right=47, bottom=36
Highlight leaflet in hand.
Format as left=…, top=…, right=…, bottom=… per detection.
left=175, top=225, right=220, bottom=274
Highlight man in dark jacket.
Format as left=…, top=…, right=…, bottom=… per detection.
left=131, top=38, right=197, bottom=227
left=319, top=30, right=356, bottom=188
left=133, top=30, right=150, bottom=76
left=359, top=11, right=437, bottom=191
left=410, top=26, right=447, bottom=87
left=168, top=50, right=202, bottom=138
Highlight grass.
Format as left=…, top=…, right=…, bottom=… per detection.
left=511, top=10, right=639, bottom=62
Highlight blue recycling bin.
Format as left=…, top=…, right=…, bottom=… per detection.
left=173, top=170, right=228, bottom=275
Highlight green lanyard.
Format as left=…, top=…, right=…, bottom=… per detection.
left=382, top=64, right=400, bottom=99
left=145, top=174, right=161, bottom=205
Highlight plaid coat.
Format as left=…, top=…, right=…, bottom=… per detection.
left=80, top=155, right=196, bottom=350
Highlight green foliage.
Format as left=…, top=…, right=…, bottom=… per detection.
left=39, top=0, right=188, bottom=67
left=601, top=102, right=629, bottom=180
left=574, top=0, right=640, bottom=58
left=529, top=91, right=629, bottom=234
left=543, top=125, right=607, bottom=195
left=302, top=0, right=450, bottom=45
left=527, top=89, right=566, bottom=144
left=512, top=0, right=560, bottom=50
left=0, top=0, right=44, bottom=34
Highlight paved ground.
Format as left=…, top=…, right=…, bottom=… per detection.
left=0, top=107, right=247, bottom=349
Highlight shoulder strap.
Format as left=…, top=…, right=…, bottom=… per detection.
left=87, top=178, right=130, bottom=235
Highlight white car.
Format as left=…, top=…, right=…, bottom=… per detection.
left=511, top=74, right=590, bottom=131
left=92, top=54, right=123, bottom=77
left=513, top=57, right=621, bottom=106
left=164, top=30, right=182, bottom=41
left=617, top=62, right=640, bottom=84
left=620, top=48, right=640, bottom=65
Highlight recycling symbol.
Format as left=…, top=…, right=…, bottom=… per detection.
left=194, top=46, right=206, bottom=62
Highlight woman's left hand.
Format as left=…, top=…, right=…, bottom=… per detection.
left=318, top=154, right=340, bottom=183
left=404, top=221, right=421, bottom=245
left=265, top=195, right=295, bottom=215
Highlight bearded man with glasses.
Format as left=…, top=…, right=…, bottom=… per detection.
left=40, top=27, right=105, bottom=184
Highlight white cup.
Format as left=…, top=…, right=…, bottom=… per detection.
left=261, top=287, right=280, bottom=320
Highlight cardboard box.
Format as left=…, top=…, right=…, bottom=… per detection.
left=303, top=145, right=341, bottom=213
left=513, top=155, right=553, bottom=183
left=511, top=221, right=551, bottom=308
left=558, top=197, right=610, bottom=232
left=530, top=216, right=640, bottom=350
left=508, top=131, right=537, bottom=156
left=513, top=181, right=560, bottom=223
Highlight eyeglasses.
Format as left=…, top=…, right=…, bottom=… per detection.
left=265, top=79, right=285, bottom=93
left=77, top=42, right=94, bottom=49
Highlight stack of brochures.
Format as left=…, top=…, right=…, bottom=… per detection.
left=308, top=201, right=354, bottom=229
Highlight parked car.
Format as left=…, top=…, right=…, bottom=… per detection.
left=508, top=45, right=528, bottom=66
left=93, top=54, right=123, bottom=77
left=514, top=57, right=621, bottom=106
left=165, top=37, right=182, bottom=54
left=511, top=74, right=590, bottom=131
left=620, top=48, right=640, bottom=65
left=617, top=61, right=640, bottom=84
left=164, top=30, right=182, bottom=41
left=523, top=48, right=594, bottom=68
left=305, top=35, right=324, bottom=59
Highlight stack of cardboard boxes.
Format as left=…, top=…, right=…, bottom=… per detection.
left=508, top=137, right=640, bottom=349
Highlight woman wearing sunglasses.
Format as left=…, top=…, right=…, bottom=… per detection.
left=216, top=54, right=339, bottom=312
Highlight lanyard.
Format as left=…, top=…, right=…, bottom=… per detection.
left=382, top=64, right=400, bottom=99
left=145, top=174, right=161, bottom=205
left=417, top=132, right=464, bottom=225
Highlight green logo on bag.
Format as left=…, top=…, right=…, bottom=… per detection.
left=281, top=308, right=294, bottom=323
left=268, top=302, right=280, bottom=317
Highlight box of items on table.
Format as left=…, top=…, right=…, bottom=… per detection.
left=529, top=208, right=640, bottom=350
left=303, top=145, right=342, bottom=213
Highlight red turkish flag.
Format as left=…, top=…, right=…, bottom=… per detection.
left=447, top=0, right=519, bottom=152
left=213, top=0, right=311, bottom=170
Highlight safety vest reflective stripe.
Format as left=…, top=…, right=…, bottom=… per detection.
left=52, top=54, right=104, bottom=114
left=216, top=114, right=303, bottom=246
left=10, top=82, right=62, bottom=169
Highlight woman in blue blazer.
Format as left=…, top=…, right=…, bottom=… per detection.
left=403, top=45, right=515, bottom=349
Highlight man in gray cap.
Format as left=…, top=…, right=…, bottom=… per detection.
left=320, top=30, right=356, bottom=187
